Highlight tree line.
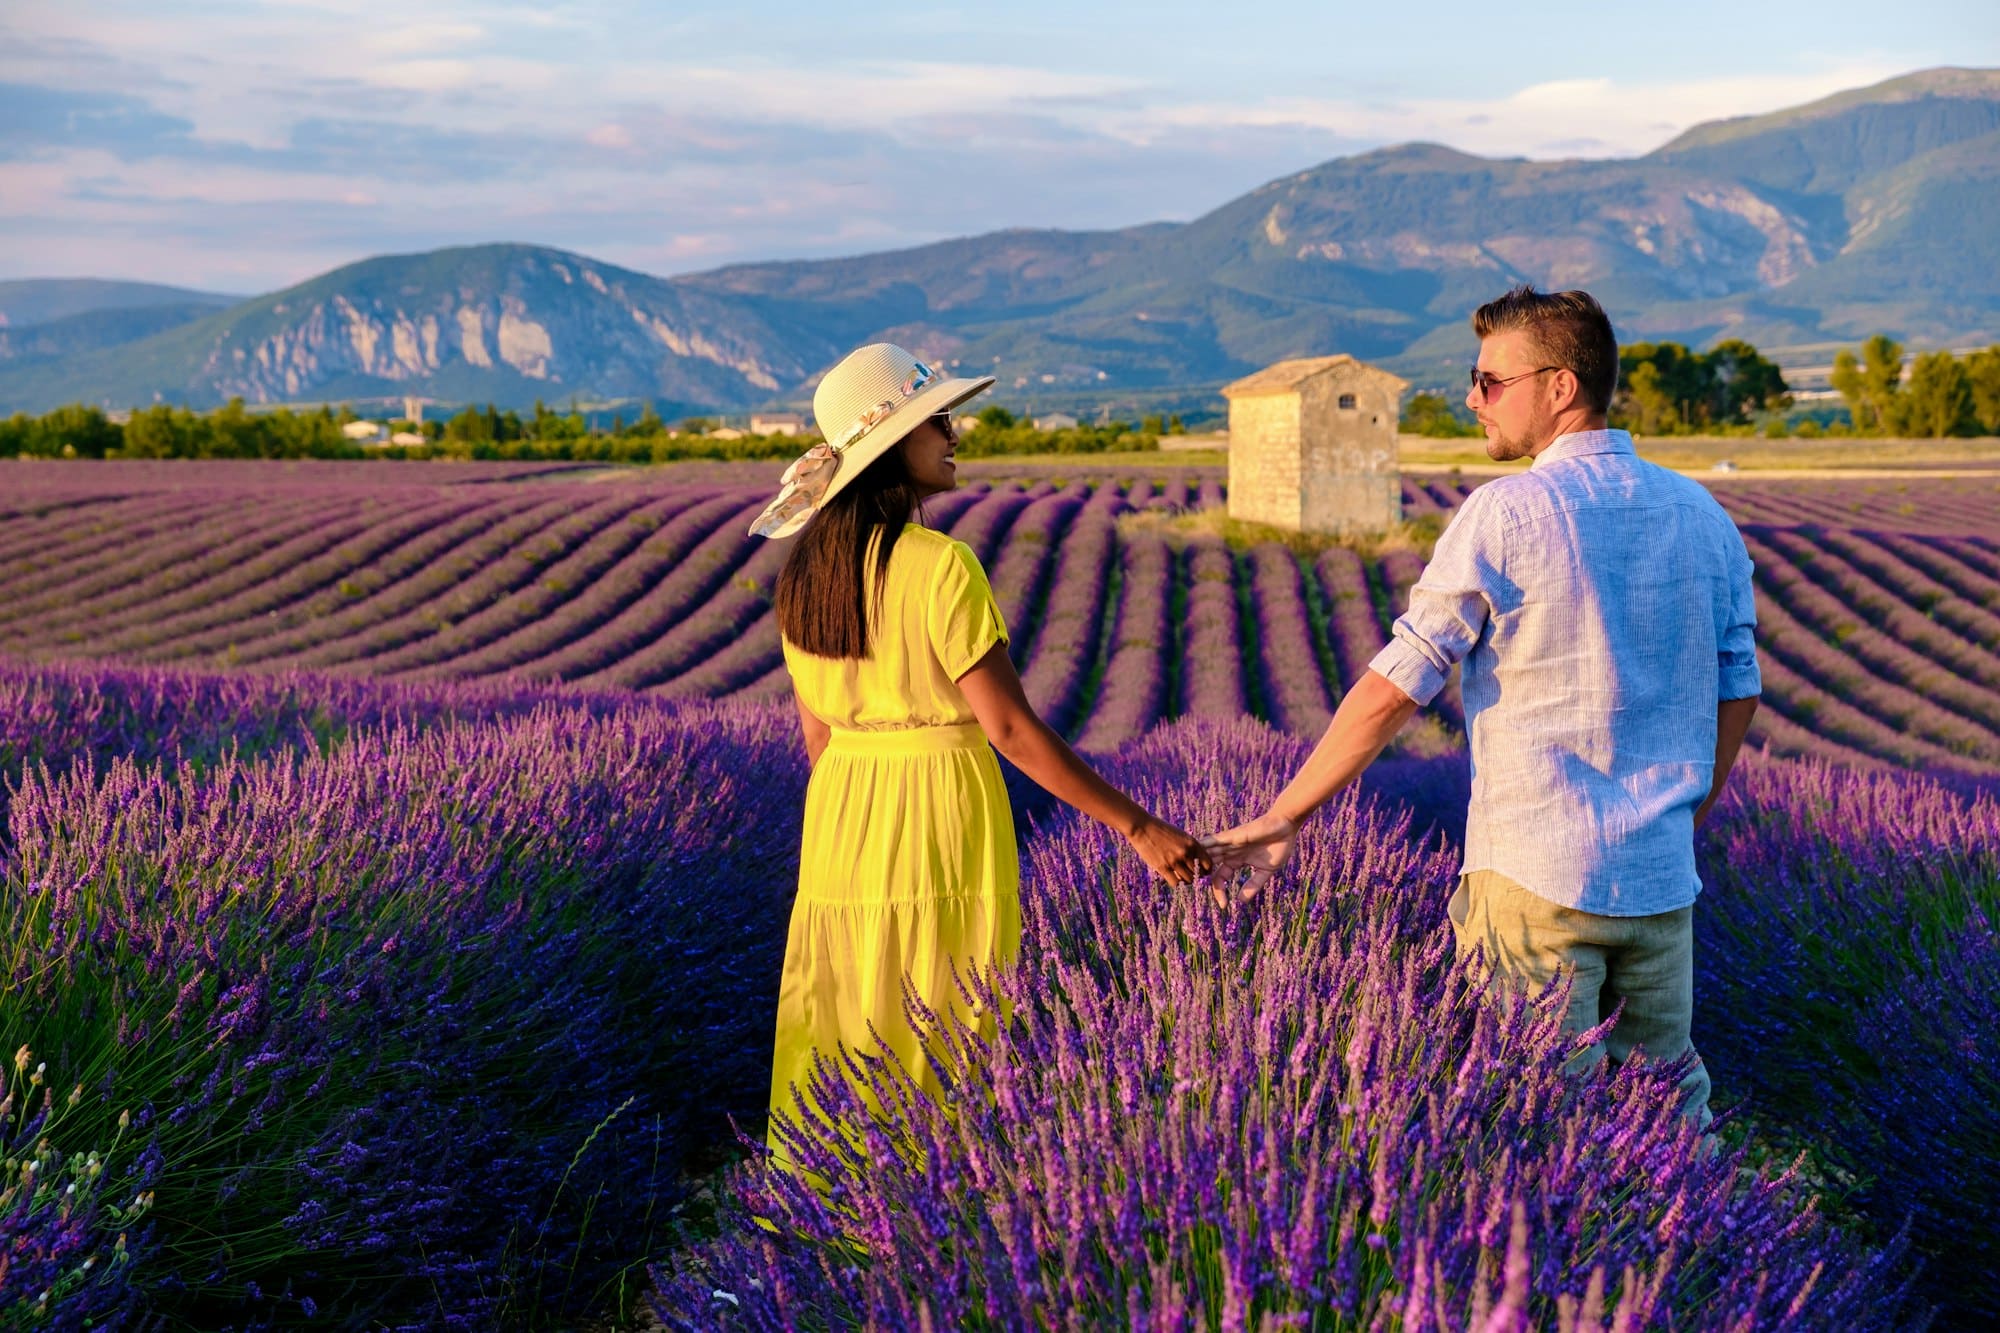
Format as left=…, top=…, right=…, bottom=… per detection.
left=1401, top=338, right=1790, bottom=438
left=10, top=334, right=1997, bottom=459
left=1828, top=336, right=2000, bottom=438
left=1401, top=335, right=2000, bottom=439
left=0, top=400, right=1165, bottom=462
left=0, top=399, right=813, bottom=462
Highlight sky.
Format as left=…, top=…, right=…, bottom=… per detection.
left=3, top=0, right=1997, bottom=295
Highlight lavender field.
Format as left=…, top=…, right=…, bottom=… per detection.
left=4, top=460, right=1999, bottom=781
left=1, top=459, right=1997, bottom=1329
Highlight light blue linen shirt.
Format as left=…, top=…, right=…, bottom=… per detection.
left=1368, top=428, right=1761, bottom=916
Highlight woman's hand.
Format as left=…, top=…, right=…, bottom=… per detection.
left=1127, top=817, right=1212, bottom=887
left=1201, top=810, right=1298, bottom=903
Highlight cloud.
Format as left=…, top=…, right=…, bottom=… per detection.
left=280, top=116, right=530, bottom=182
left=604, top=59, right=1148, bottom=131
left=358, top=21, right=488, bottom=59
left=0, top=1, right=1971, bottom=293
left=0, top=82, right=198, bottom=160
left=1112, top=62, right=1914, bottom=160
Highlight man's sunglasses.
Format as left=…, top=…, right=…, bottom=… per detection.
left=1469, top=366, right=1559, bottom=402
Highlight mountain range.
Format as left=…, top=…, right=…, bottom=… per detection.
left=2, top=66, right=1996, bottom=418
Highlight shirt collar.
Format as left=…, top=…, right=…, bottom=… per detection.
left=1530, top=427, right=1634, bottom=469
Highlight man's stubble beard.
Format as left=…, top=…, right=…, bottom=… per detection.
left=1481, top=399, right=1555, bottom=463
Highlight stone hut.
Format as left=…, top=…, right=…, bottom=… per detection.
left=1222, top=355, right=1408, bottom=534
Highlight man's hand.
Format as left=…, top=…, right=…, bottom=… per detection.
left=1201, top=810, right=1297, bottom=905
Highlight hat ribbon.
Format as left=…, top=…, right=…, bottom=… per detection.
left=749, top=359, right=937, bottom=538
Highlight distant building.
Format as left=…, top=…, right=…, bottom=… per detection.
left=1034, top=412, right=1079, bottom=430
left=390, top=431, right=426, bottom=446
left=750, top=412, right=806, bottom=435
left=342, top=420, right=387, bottom=443
left=709, top=427, right=747, bottom=440
left=1222, top=354, right=1407, bottom=534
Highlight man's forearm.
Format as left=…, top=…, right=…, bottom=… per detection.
left=1269, top=671, right=1421, bottom=825
left=1695, top=695, right=1760, bottom=827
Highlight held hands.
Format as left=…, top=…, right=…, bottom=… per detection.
left=1123, top=807, right=1299, bottom=908
left=1126, top=816, right=1212, bottom=888
left=1200, top=809, right=1298, bottom=905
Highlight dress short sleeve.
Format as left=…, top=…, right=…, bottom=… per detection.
left=927, top=539, right=1010, bottom=681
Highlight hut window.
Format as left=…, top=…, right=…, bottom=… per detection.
left=1338, top=393, right=1357, bottom=409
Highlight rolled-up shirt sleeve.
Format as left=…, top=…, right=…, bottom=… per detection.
left=1717, top=525, right=1762, bottom=701
left=1366, top=491, right=1501, bottom=707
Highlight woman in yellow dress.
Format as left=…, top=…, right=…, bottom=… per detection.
left=750, top=343, right=1210, bottom=1149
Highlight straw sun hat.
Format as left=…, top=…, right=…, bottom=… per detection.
left=748, top=343, right=996, bottom=539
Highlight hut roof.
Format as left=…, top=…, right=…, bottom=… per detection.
left=1222, top=355, right=1408, bottom=398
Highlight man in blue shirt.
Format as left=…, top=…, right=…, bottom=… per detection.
left=1205, top=286, right=1761, bottom=1125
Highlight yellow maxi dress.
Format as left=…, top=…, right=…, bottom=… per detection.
left=768, top=524, right=1021, bottom=1146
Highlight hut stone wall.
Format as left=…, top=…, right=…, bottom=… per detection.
left=1225, top=355, right=1407, bottom=535
left=1224, top=393, right=1303, bottom=529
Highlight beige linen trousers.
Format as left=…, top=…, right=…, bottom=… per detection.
left=1449, top=868, right=1711, bottom=1127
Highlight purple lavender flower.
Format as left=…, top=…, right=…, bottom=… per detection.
left=653, top=721, right=1922, bottom=1331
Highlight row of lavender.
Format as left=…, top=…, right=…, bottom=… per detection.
left=6, top=653, right=1999, bottom=1326
left=0, top=471, right=1427, bottom=722
left=8, top=467, right=2000, bottom=783
left=0, top=658, right=1981, bottom=1326
left=1714, top=474, right=2000, bottom=536
left=0, top=661, right=807, bottom=1327
left=8, top=454, right=1990, bottom=535
left=655, top=717, right=1998, bottom=1328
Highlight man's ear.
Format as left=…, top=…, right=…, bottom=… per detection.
left=1550, top=367, right=1581, bottom=413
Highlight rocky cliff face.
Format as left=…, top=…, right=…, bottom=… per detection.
left=179, top=246, right=828, bottom=408
left=1210, top=151, right=1833, bottom=302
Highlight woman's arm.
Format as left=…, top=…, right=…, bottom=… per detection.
left=793, top=687, right=831, bottom=769
left=955, top=642, right=1210, bottom=885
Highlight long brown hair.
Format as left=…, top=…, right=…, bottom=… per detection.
left=775, top=447, right=925, bottom=658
